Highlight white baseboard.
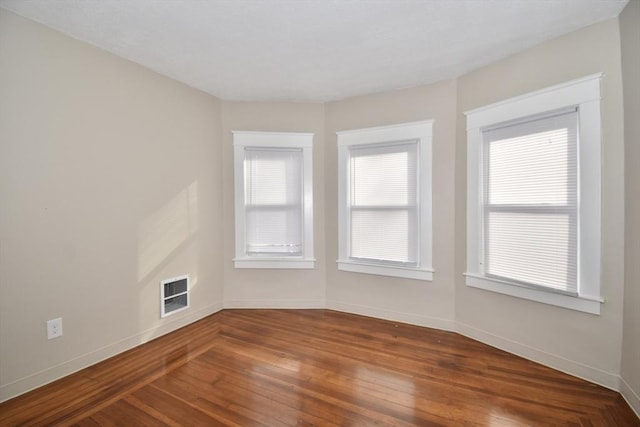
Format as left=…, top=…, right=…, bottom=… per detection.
left=455, top=321, right=620, bottom=391
left=0, top=303, right=223, bottom=403
left=3, top=299, right=635, bottom=419
left=223, top=299, right=326, bottom=309
left=620, top=376, right=640, bottom=418
left=327, top=300, right=456, bottom=332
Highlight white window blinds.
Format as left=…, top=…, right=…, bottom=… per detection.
left=482, top=109, right=578, bottom=294
left=244, top=148, right=303, bottom=256
left=349, top=141, right=418, bottom=265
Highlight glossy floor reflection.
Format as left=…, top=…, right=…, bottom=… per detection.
left=1, top=309, right=638, bottom=426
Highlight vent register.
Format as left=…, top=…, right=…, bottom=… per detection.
left=160, top=275, right=189, bottom=318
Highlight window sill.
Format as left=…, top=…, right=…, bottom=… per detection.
left=464, top=273, right=603, bottom=315
left=234, top=257, right=315, bottom=269
left=337, top=260, right=433, bottom=281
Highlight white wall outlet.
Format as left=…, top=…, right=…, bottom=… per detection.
left=46, top=318, right=63, bottom=340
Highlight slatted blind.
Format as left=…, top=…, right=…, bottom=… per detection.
left=245, top=147, right=303, bottom=255
left=482, top=109, right=578, bottom=293
left=349, top=141, right=418, bottom=265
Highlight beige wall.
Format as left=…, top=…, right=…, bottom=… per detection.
left=0, top=9, right=224, bottom=401
left=620, top=0, right=640, bottom=414
left=324, top=79, right=458, bottom=329
left=220, top=101, right=326, bottom=308
left=455, top=19, right=626, bottom=389
left=2, top=4, right=637, bottom=411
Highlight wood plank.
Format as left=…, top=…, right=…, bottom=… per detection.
left=1, top=309, right=638, bottom=426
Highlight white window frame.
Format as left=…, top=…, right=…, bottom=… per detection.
left=233, top=131, right=314, bottom=269
left=465, top=73, right=603, bottom=314
left=337, top=121, right=434, bottom=281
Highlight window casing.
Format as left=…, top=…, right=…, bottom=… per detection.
left=465, top=73, right=603, bottom=314
left=233, top=131, right=314, bottom=269
left=337, top=121, right=433, bottom=281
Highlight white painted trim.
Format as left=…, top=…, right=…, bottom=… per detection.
left=233, top=258, right=315, bottom=269
left=465, top=273, right=602, bottom=315
left=337, top=260, right=433, bottom=281
left=455, top=321, right=620, bottom=391
left=577, top=99, right=602, bottom=300
left=337, top=120, right=434, bottom=145
left=465, top=73, right=603, bottom=129
left=0, top=303, right=223, bottom=403
left=223, top=299, right=326, bottom=309
left=620, top=376, right=640, bottom=418
left=233, top=131, right=314, bottom=267
left=337, top=120, right=433, bottom=280
left=465, top=74, right=603, bottom=313
left=3, top=299, right=631, bottom=411
left=232, top=131, right=314, bottom=147
left=327, top=300, right=456, bottom=332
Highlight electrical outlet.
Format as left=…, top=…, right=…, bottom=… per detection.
left=46, top=318, right=63, bottom=340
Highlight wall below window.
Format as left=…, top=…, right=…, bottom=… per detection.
left=620, top=0, right=640, bottom=415
left=324, top=80, right=457, bottom=331
left=454, top=18, right=625, bottom=390
left=0, top=9, right=224, bottom=402
left=220, top=101, right=327, bottom=309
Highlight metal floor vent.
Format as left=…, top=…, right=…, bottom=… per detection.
left=160, top=275, right=189, bottom=318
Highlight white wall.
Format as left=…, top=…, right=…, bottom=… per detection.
left=324, top=79, right=458, bottom=330
left=220, top=101, right=327, bottom=308
left=454, top=18, right=626, bottom=389
left=321, top=17, right=631, bottom=396
left=0, top=9, right=224, bottom=401
left=620, top=0, right=640, bottom=415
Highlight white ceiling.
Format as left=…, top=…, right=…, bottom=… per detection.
left=0, top=0, right=628, bottom=102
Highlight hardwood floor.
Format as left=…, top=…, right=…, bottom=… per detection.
left=1, top=309, right=638, bottom=426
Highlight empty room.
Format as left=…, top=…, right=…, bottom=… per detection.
left=1, top=0, right=639, bottom=425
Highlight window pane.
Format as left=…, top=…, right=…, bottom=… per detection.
left=244, top=148, right=303, bottom=255
left=482, top=110, right=578, bottom=293
left=246, top=206, right=302, bottom=254
left=350, top=142, right=417, bottom=207
left=348, top=141, right=419, bottom=265
left=351, top=209, right=417, bottom=264
left=245, top=148, right=302, bottom=205
left=485, top=211, right=577, bottom=292
left=484, top=111, right=577, bottom=206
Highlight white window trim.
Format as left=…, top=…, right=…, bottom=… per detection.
left=337, top=120, right=434, bottom=281
left=233, top=131, right=315, bottom=269
left=465, top=73, right=603, bottom=314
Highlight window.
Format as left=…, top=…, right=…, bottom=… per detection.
left=233, top=131, right=314, bottom=269
left=465, top=73, right=603, bottom=314
left=337, top=121, right=433, bottom=280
